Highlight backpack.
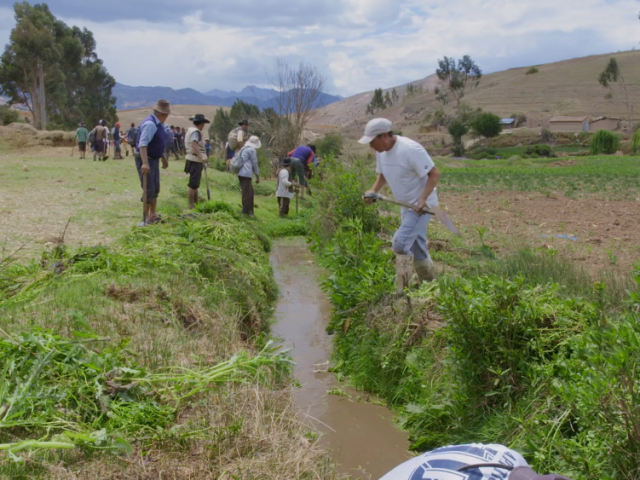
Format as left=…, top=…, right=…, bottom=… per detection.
left=230, top=146, right=250, bottom=173
left=88, top=128, right=96, bottom=144
left=228, top=126, right=242, bottom=151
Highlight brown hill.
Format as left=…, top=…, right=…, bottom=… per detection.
left=311, top=50, right=640, bottom=138
left=117, top=105, right=229, bottom=129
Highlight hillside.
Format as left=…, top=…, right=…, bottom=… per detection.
left=116, top=105, right=230, bottom=129
left=311, top=50, right=640, bottom=135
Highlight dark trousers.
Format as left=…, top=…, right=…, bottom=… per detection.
left=278, top=197, right=290, bottom=216
left=239, top=176, right=254, bottom=215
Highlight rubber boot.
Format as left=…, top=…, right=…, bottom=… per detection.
left=415, top=257, right=436, bottom=284
left=395, top=254, right=414, bottom=292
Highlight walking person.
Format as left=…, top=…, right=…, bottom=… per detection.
left=173, top=126, right=181, bottom=157
left=184, top=114, right=210, bottom=209
left=112, top=122, right=122, bottom=159
left=227, top=119, right=249, bottom=171
left=204, top=138, right=211, bottom=158
left=276, top=157, right=298, bottom=217
left=135, top=99, right=171, bottom=226
left=164, top=124, right=178, bottom=160
left=180, top=127, right=187, bottom=155
left=288, top=144, right=316, bottom=198
left=91, top=120, right=108, bottom=161
left=74, top=122, right=89, bottom=159
left=361, top=118, right=441, bottom=287
left=125, top=123, right=137, bottom=157
left=236, top=135, right=261, bottom=216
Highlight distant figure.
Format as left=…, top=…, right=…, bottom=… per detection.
left=173, top=126, right=181, bottom=156
left=164, top=124, right=178, bottom=160
left=112, top=122, right=122, bottom=159
left=74, top=122, right=89, bottom=159
left=125, top=122, right=137, bottom=156
left=184, top=114, right=211, bottom=209
left=204, top=138, right=211, bottom=158
left=236, top=135, right=261, bottom=215
left=227, top=119, right=249, bottom=171
left=288, top=144, right=316, bottom=198
left=379, top=443, right=572, bottom=480
left=135, top=99, right=171, bottom=226
left=91, top=119, right=108, bottom=161
left=102, top=120, right=110, bottom=158
left=276, top=157, right=298, bottom=217
left=180, top=127, right=187, bottom=155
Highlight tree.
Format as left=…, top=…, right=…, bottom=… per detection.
left=470, top=113, right=502, bottom=141
left=448, top=121, right=469, bottom=157
left=230, top=99, right=259, bottom=124
left=269, top=58, right=325, bottom=149
left=598, top=58, right=632, bottom=123
left=366, top=88, right=386, bottom=115
left=0, top=2, right=116, bottom=130
left=384, top=91, right=392, bottom=108
left=435, top=55, right=482, bottom=113
left=590, top=130, right=620, bottom=155
left=208, top=108, right=234, bottom=149
left=391, top=88, right=399, bottom=105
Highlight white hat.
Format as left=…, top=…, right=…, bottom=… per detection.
left=358, top=118, right=393, bottom=144
left=245, top=135, right=262, bottom=149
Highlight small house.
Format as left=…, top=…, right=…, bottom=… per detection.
left=588, top=116, right=620, bottom=132
left=549, top=116, right=588, bottom=132
left=501, top=118, right=516, bottom=129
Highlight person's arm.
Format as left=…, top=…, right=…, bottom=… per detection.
left=251, top=149, right=260, bottom=183
left=415, top=167, right=440, bottom=213
left=280, top=170, right=294, bottom=188
left=137, top=121, right=157, bottom=175
left=237, top=131, right=246, bottom=148
left=411, top=148, right=440, bottom=213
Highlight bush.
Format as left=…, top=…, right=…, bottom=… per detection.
left=630, top=127, right=640, bottom=153
left=0, top=105, right=19, bottom=125
left=212, top=157, right=227, bottom=172
left=448, top=121, right=469, bottom=157
left=540, top=128, right=553, bottom=144
left=525, top=144, right=553, bottom=157
left=589, top=130, right=620, bottom=155
left=470, top=113, right=502, bottom=139
left=470, top=147, right=498, bottom=160
left=315, top=133, right=343, bottom=158
left=525, top=67, right=539, bottom=75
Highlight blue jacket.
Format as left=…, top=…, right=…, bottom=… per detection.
left=137, top=114, right=166, bottom=158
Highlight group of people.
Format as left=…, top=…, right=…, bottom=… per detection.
left=74, top=121, right=137, bottom=161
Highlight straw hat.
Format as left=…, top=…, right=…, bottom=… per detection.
left=153, top=99, right=171, bottom=115
left=245, top=136, right=262, bottom=149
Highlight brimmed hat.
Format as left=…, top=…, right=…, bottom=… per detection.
left=153, top=99, right=171, bottom=115
left=281, top=157, right=292, bottom=166
left=508, top=467, right=571, bottom=480
left=238, top=119, right=249, bottom=126
left=358, top=118, right=393, bottom=144
left=245, top=136, right=261, bottom=149
left=189, top=114, right=211, bottom=124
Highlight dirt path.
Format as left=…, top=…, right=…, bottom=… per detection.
left=271, top=240, right=411, bottom=479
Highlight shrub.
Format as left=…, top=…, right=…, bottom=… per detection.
left=470, top=147, right=498, bottom=160
left=0, top=105, right=19, bottom=125
left=630, top=127, right=640, bottom=153
left=525, top=67, right=539, bottom=75
left=448, top=121, right=469, bottom=157
left=540, top=128, right=553, bottom=144
left=315, top=133, right=343, bottom=158
left=470, top=113, right=502, bottom=139
left=525, top=144, right=552, bottom=157
left=589, top=130, right=620, bottom=155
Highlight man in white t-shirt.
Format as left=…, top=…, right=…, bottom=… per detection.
left=361, top=118, right=440, bottom=287
left=379, top=443, right=571, bottom=480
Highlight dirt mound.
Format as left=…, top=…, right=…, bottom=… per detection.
left=0, top=123, right=75, bottom=149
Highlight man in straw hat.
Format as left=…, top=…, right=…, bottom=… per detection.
left=235, top=135, right=261, bottom=216
left=135, top=99, right=171, bottom=226
left=380, top=442, right=572, bottom=480
left=184, top=113, right=211, bottom=209
left=361, top=118, right=441, bottom=288
left=74, top=122, right=89, bottom=159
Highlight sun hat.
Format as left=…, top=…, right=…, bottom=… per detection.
left=245, top=136, right=262, bottom=149
left=238, top=119, right=249, bottom=126
left=358, top=118, right=393, bottom=144
left=153, top=99, right=171, bottom=115
left=189, top=113, right=211, bottom=124
left=281, top=157, right=292, bottom=166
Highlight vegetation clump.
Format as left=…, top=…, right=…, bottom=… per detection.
left=589, top=129, right=620, bottom=155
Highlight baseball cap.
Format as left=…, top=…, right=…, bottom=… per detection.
left=509, top=466, right=571, bottom=480
left=358, top=118, right=393, bottom=144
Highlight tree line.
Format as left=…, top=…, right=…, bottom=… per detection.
left=0, top=2, right=118, bottom=130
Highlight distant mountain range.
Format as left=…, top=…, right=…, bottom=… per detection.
left=113, top=83, right=342, bottom=111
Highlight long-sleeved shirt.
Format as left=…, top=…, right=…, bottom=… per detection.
left=137, top=114, right=161, bottom=148
left=237, top=146, right=259, bottom=178
left=276, top=168, right=293, bottom=199
left=74, top=127, right=88, bottom=142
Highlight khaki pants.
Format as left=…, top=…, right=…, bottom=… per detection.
left=239, top=176, right=254, bottom=215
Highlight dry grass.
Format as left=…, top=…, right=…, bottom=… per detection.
left=117, top=105, right=230, bottom=130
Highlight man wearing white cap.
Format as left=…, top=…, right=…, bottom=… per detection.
left=235, top=135, right=262, bottom=215
left=361, top=118, right=440, bottom=286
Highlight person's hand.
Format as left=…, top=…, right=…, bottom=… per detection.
left=161, top=159, right=169, bottom=169
left=141, top=163, right=150, bottom=175
left=363, top=191, right=377, bottom=205
left=256, top=176, right=261, bottom=184
left=414, top=198, right=428, bottom=215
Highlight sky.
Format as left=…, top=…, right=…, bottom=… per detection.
left=0, top=0, right=639, bottom=97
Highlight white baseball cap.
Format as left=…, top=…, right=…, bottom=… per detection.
left=358, top=118, right=393, bottom=144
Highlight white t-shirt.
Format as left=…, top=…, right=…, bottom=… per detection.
left=276, top=168, right=294, bottom=199
left=185, top=127, right=206, bottom=162
left=376, top=136, right=438, bottom=208
left=379, top=444, right=528, bottom=480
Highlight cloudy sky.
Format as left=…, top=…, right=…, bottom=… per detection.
left=0, top=0, right=638, bottom=97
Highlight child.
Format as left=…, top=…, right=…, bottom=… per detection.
left=204, top=138, right=211, bottom=158
left=276, top=157, right=298, bottom=217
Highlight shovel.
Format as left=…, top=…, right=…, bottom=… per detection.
left=142, top=173, right=148, bottom=225
left=363, top=192, right=461, bottom=236
left=204, top=164, right=211, bottom=200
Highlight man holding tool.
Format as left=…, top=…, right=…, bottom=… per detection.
left=361, top=118, right=440, bottom=288
left=184, top=113, right=210, bottom=209
left=135, top=99, right=171, bottom=226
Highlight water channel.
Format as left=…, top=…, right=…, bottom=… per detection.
left=271, top=240, right=412, bottom=479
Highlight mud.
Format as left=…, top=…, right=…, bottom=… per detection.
left=271, top=241, right=411, bottom=479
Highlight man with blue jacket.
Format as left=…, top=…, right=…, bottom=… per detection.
left=135, top=99, right=171, bottom=226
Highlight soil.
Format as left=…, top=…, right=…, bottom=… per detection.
left=271, top=241, right=412, bottom=479
left=445, top=191, right=640, bottom=272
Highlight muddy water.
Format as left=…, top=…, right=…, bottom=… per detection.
left=271, top=241, right=412, bottom=479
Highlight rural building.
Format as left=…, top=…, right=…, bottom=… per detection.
left=588, top=116, right=619, bottom=132
left=501, top=118, right=516, bottom=129
left=549, top=116, right=588, bottom=132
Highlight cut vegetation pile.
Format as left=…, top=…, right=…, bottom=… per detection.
left=0, top=123, right=75, bottom=149
left=0, top=208, right=332, bottom=479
